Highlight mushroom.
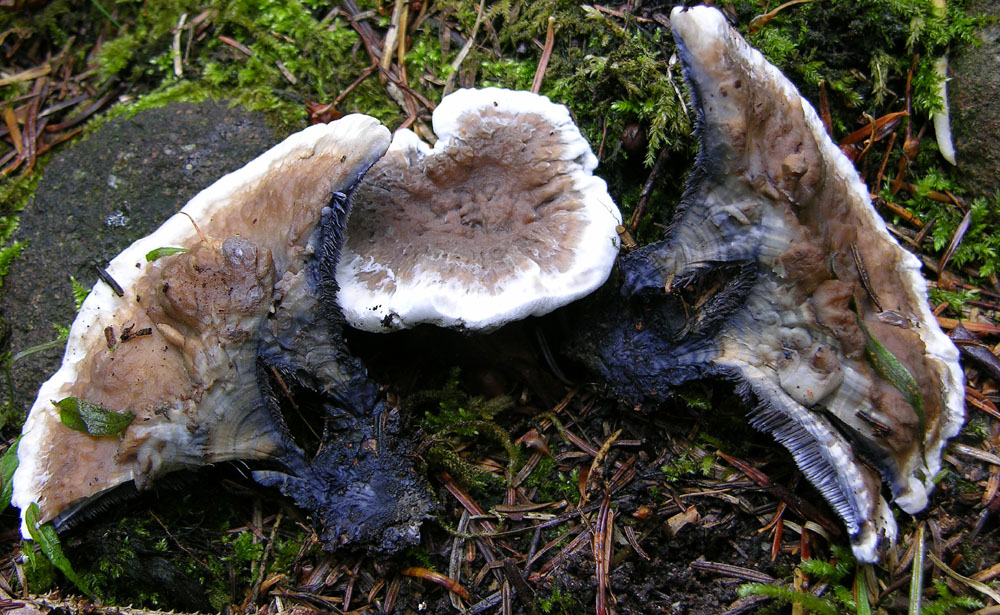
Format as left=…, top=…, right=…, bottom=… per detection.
left=336, top=87, right=622, bottom=331
left=567, top=5, right=964, bottom=562
left=12, top=115, right=433, bottom=549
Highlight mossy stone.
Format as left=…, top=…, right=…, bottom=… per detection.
left=1, top=100, right=278, bottom=419
left=949, top=0, right=1000, bottom=196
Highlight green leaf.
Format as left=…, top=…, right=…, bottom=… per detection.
left=856, top=566, right=872, bottom=615
left=859, top=320, right=925, bottom=433
left=54, top=397, right=135, bottom=436
left=25, top=502, right=93, bottom=596
left=0, top=435, right=21, bottom=513
left=145, top=246, right=188, bottom=262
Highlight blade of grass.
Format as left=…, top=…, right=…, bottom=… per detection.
left=910, top=523, right=925, bottom=615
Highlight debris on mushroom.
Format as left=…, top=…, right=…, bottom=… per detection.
left=567, top=5, right=964, bottom=562
left=336, top=87, right=622, bottom=332
left=12, top=115, right=433, bottom=550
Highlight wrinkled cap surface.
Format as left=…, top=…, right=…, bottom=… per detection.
left=661, top=5, right=965, bottom=562
left=565, top=5, right=965, bottom=565
left=336, top=87, right=622, bottom=331
left=12, top=115, right=391, bottom=535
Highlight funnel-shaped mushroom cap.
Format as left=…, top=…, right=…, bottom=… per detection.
left=566, top=5, right=964, bottom=564
left=12, top=115, right=391, bottom=535
left=660, top=6, right=964, bottom=561
left=336, top=88, right=622, bottom=331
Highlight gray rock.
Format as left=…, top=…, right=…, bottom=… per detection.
left=949, top=0, right=1000, bottom=196
left=1, top=100, right=278, bottom=419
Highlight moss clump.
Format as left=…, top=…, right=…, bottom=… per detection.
left=412, top=369, right=521, bottom=494
left=0, top=172, right=41, bottom=289
left=522, top=455, right=577, bottom=502
left=733, top=0, right=984, bottom=132
left=537, top=581, right=581, bottom=614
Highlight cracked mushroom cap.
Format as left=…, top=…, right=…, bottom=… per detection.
left=12, top=115, right=391, bottom=535
left=336, top=87, right=622, bottom=331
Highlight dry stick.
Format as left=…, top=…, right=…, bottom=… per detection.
left=218, top=35, right=252, bottom=56
left=748, top=0, right=814, bottom=34
left=443, top=0, right=486, bottom=96
left=938, top=208, right=973, bottom=275
left=841, top=111, right=908, bottom=147
left=400, top=568, right=470, bottom=601
left=628, top=145, right=671, bottom=233
left=396, top=0, right=409, bottom=81
left=689, top=560, right=777, bottom=584
left=342, top=560, right=361, bottom=610
left=531, top=17, right=556, bottom=94
left=592, top=4, right=654, bottom=23
left=3, top=107, right=23, bottom=155
left=872, top=131, right=897, bottom=196
left=856, top=112, right=879, bottom=163
left=23, top=78, right=48, bottom=174
left=530, top=526, right=592, bottom=580
left=246, top=513, right=283, bottom=609
left=877, top=197, right=925, bottom=229
left=596, top=116, right=608, bottom=161
left=381, top=0, right=405, bottom=83
left=341, top=0, right=380, bottom=55
left=449, top=511, right=471, bottom=612
left=0, top=64, right=51, bottom=88
left=593, top=490, right=613, bottom=615
left=467, top=592, right=503, bottom=615
left=276, top=60, right=297, bottom=85
left=716, top=451, right=840, bottom=536
left=172, top=13, right=187, bottom=78
left=936, top=317, right=1000, bottom=335
left=44, top=86, right=121, bottom=132
left=331, top=64, right=377, bottom=108
left=501, top=558, right=536, bottom=613
left=817, top=80, right=833, bottom=138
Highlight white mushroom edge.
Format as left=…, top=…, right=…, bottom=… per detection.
left=11, top=115, right=389, bottom=537
left=336, top=88, right=623, bottom=331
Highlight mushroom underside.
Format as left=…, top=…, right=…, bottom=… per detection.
left=12, top=116, right=433, bottom=552
left=565, top=5, right=963, bottom=563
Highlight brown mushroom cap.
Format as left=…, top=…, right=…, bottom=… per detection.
left=336, top=88, right=622, bottom=331
left=12, top=115, right=391, bottom=534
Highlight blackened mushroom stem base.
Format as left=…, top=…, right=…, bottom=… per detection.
left=565, top=5, right=963, bottom=564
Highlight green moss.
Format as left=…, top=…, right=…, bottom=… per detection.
left=403, top=546, right=437, bottom=571
left=961, top=416, right=992, bottom=441
left=0, top=173, right=41, bottom=289
left=740, top=547, right=859, bottom=615
left=922, top=579, right=984, bottom=614
left=887, top=170, right=1000, bottom=280
left=21, top=543, right=57, bottom=594
left=522, top=455, right=577, bottom=502
left=411, top=369, right=525, bottom=494
left=734, top=0, right=986, bottom=133
left=538, top=582, right=580, bottom=614
left=229, top=530, right=265, bottom=563
left=660, top=452, right=707, bottom=482
left=0, top=242, right=25, bottom=290
left=929, top=287, right=979, bottom=312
